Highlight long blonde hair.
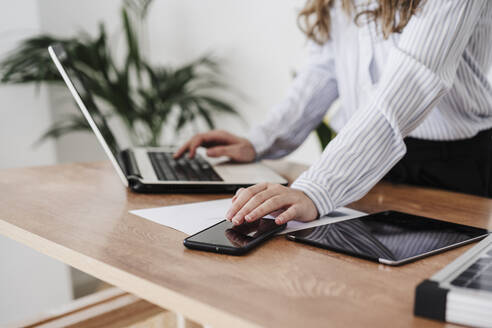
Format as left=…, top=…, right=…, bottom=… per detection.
left=299, top=0, right=424, bottom=43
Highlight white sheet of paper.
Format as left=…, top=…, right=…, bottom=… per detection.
left=130, top=198, right=231, bottom=235
left=277, top=207, right=366, bottom=234
left=130, top=198, right=367, bottom=236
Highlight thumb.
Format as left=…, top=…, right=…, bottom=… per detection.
left=206, top=145, right=235, bottom=158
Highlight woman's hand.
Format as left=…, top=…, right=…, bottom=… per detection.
left=226, top=183, right=319, bottom=225
left=174, top=130, right=256, bottom=163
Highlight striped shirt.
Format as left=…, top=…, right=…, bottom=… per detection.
left=248, top=0, right=492, bottom=217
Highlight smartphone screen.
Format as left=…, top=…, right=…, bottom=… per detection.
left=184, top=219, right=286, bottom=255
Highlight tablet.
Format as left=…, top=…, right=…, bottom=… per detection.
left=286, top=211, right=489, bottom=265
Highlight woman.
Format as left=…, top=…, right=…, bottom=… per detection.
left=175, top=0, right=492, bottom=226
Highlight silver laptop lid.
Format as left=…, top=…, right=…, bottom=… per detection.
left=48, top=44, right=128, bottom=186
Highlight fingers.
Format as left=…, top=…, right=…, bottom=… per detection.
left=274, top=206, right=298, bottom=225
left=231, top=188, right=277, bottom=224
left=227, top=184, right=296, bottom=226
left=231, top=190, right=241, bottom=203
left=226, top=184, right=268, bottom=224
left=206, top=145, right=234, bottom=158
left=207, top=143, right=255, bottom=163
left=174, top=135, right=201, bottom=159
left=173, top=134, right=207, bottom=159
left=174, top=130, right=237, bottom=159
left=174, top=140, right=191, bottom=159
left=203, top=130, right=237, bottom=144
left=187, top=135, right=204, bottom=158
left=242, top=195, right=291, bottom=224
left=227, top=185, right=318, bottom=226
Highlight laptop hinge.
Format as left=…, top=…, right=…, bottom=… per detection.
left=118, top=149, right=142, bottom=179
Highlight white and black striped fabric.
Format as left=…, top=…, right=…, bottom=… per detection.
left=248, top=0, right=492, bottom=216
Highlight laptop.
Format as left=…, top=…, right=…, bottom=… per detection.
left=48, top=44, right=287, bottom=193
left=414, top=234, right=492, bottom=327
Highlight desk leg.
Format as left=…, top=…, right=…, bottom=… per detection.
left=8, top=287, right=206, bottom=328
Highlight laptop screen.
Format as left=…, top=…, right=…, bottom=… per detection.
left=70, top=73, right=121, bottom=153
left=49, top=44, right=128, bottom=185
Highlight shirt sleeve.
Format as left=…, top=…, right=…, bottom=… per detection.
left=291, top=0, right=486, bottom=216
left=247, top=40, right=339, bottom=159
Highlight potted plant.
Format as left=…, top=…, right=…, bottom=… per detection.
left=0, top=0, right=239, bottom=147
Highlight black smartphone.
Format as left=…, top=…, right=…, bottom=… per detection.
left=183, top=218, right=287, bottom=255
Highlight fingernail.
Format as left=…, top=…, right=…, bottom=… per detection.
left=245, top=214, right=252, bottom=221
left=226, top=209, right=232, bottom=219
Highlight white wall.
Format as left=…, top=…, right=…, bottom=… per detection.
left=0, top=237, right=73, bottom=325
left=0, top=3, right=56, bottom=169
left=1, top=2, right=322, bottom=324
left=0, top=1, right=73, bottom=325
left=38, top=0, right=322, bottom=165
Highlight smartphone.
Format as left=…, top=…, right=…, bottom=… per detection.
left=183, top=218, right=287, bottom=255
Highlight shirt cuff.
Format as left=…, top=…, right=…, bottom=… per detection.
left=246, top=126, right=271, bottom=161
left=291, top=177, right=334, bottom=217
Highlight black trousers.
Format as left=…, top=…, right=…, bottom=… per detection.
left=384, top=128, right=492, bottom=197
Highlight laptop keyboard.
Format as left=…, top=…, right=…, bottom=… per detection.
left=148, top=152, right=223, bottom=182
left=450, top=246, right=492, bottom=292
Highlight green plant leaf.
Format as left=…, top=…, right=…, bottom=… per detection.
left=1, top=2, right=239, bottom=147
left=195, top=102, right=216, bottom=130
left=197, top=95, right=237, bottom=114
left=124, top=0, right=154, bottom=18
left=122, top=7, right=141, bottom=76
left=315, top=121, right=335, bottom=150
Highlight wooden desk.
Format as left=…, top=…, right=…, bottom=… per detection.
left=1, top=161, right=491, bottom=328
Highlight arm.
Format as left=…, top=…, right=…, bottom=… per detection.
left=226, top=0, right=487, bottom=226
left=248, top=40, right=339, bottom=159
left=173, top=42, right=337, bottom=162
left=291, top=0, right=487, bottom=216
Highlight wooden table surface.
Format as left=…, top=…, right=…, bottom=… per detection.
left=1, top=161, right=491, bottom=328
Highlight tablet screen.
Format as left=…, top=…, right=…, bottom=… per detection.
left=288, top=211, right=489, bottom=263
